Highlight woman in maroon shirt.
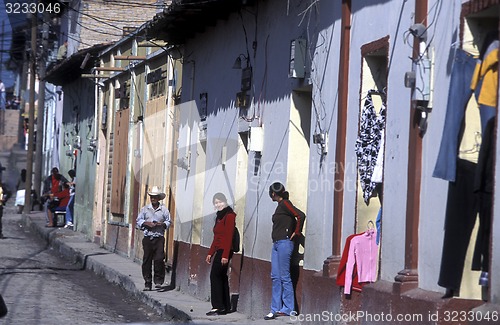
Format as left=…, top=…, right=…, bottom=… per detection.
left=205, top=193, right=236, bottom=316
left=264, top=182, right=304, bottom=320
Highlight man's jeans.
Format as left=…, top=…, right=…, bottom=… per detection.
left=65, top=195, right=75, bottom=224
left=0, top=92, right=5, bottom=110
left=270, top=239, right=294, bottom=315
left=433, top=48, right=477, bottom=182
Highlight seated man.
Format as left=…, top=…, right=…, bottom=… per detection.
left=42, top=167, right=68, bottom=226
left=47, top=183, right=70, bottom=227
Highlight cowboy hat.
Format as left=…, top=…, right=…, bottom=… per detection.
left=148, top=186, right=166, bottom=200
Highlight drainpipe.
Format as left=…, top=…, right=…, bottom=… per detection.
left=394, top=0, right=427, bottom=290
left=323, top=0, right=351, bottom=277
left=94, top=70, right=99, bottom=145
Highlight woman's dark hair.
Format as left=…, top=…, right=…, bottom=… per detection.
left=20, top=169, right=26, bottom=182
left=68, top=169, right=76, bottom=178
left=269, top=182, right=289, bottom=200
left=212, top=192, right=228, bottom=205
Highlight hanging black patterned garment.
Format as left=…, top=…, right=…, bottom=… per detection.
left=355, top=92, right=386, bottom=205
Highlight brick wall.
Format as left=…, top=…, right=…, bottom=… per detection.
left=78, top=0, right=162, bottom=48
left=0, top=110, right=21, bottom=151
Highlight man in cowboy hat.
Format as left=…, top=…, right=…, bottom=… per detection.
left=136, top=186, right=171, bottom=291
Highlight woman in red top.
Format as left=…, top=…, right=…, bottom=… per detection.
left=205, top=193, right=236, bottom=316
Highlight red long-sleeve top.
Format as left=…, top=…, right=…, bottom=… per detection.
left=53, top=188, right=70, bottom=207
left=336, top=232, right=365, bottom=292
left=208, top=206, right=236, bottom=259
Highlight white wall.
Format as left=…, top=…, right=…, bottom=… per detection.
left=175, top=0, right=498, bottom=301
left=176, top=0, right=341, bottom=263
left=344, top=1, right=416, bottom=282
left=418, top=0, right=463, bottom=293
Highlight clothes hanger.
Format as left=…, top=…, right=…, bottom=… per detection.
left=362, top=88, right=387, bottom=101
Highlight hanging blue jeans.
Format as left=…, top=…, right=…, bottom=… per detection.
left=270, top=239, right=295, bottom=315
left=376, top=207, right=382, bottom=245
left=433, top=48, right=477, bottom=182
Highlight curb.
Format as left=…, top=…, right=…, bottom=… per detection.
left=21, top=213, right=192, bottom=323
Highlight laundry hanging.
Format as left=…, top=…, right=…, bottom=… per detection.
left=343, top=227, right=378, bottom=295
left=355, top=91, right=386, bottom=205
left=336, top=232, right=366, bottom=293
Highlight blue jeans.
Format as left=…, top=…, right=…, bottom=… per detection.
left=44, top=201, right=51, bottom=225
left=65, top=195, right=74, bottom=224
left=0, top=92, right=5, bottom=110
left=270, top=239, right=294, bottom=315
left=433, top=48, right=478, bottom=182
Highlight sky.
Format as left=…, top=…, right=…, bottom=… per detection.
left=0, top=0, right=17, bottom=89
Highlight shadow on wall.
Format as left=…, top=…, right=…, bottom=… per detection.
left=291, top=235, right=305, bottom=314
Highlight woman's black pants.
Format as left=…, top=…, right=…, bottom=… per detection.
left=210, top=249, right=231, bottom=311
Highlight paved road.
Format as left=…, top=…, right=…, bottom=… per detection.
left=0, top=203, right=168, bottom=325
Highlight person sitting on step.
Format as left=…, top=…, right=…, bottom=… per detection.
left=46, top=182, right=70, bottom=227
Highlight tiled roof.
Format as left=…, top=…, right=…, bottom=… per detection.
left=44, top=43, right=112, bottom=85
left=145, top=0, right=254, bottom=44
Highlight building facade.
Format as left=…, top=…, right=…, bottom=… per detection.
left=41, top=0, right=500, bottom=323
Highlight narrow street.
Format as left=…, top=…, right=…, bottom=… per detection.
left=0, top=201, right=170, bottom=325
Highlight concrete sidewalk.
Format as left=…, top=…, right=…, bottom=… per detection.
left=21, top=211, right=294, bottom=325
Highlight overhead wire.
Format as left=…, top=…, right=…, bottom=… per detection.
left=3, top=0, right=169, bottom=51
left=297, top=0, right=327, bottom=157
left=3, top=0, right=168, bottom=67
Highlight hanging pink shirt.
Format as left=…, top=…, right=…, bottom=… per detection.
left=344, top=228, right=378, bottom=294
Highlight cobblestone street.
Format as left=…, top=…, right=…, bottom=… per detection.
left=0, top=202, right=168, bottom=325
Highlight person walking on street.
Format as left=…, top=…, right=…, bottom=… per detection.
left=264, top=182, right=305, bottom=320
left=57, top=40, right=68, bottom=61
left=0, top=182, right=6, bottom=239
left=205, top=193, right=236, bottom=316
left=136, top=186, right=171, bottom=291
left=0, top=80, right=6, bottom=110
left=15, top=169, right=27, bottom=214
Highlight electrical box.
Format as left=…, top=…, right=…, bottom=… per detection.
left=249, top=126, right=264, bottom=152
left=236, top=91, right=249, bottom=108
left=415, top=55, right=431, bottom=102
left=289, top=38, right=306, bottom=78
left=241, top=67, right=252, bottom=91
